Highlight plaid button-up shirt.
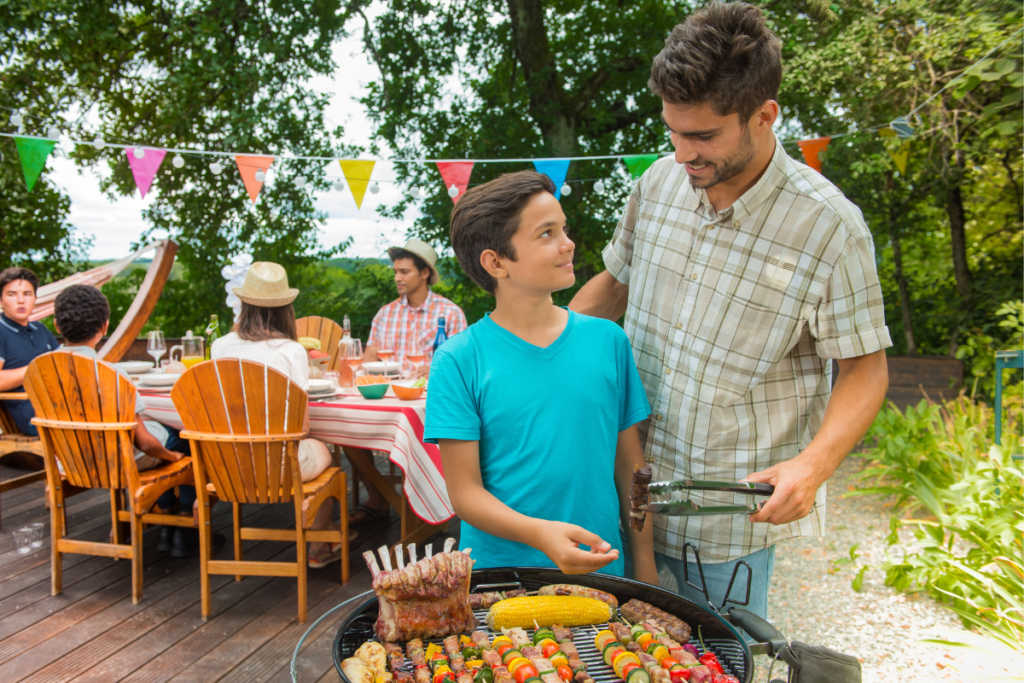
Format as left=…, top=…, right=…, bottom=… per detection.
left=603, top=136, right=891, bottom=563
left=367, top=290, right=467, bottom=366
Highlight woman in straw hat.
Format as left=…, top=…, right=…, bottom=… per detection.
left=211, top=261, right=349, bottom=568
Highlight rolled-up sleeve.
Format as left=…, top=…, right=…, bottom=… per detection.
left=810, top=233, right=893, bottom=359
left=602, top=182, right=642, bottom=285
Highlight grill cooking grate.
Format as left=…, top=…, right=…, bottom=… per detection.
left=333, top=607, right=745, bottom=682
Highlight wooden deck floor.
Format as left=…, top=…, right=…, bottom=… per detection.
left=0, top=461, right=455, bottom=682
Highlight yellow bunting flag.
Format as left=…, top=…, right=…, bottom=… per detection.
left=878, top=129, right=910, bottom=174
left=234, top=155, right=275, bottom=203
left=339, top=160, right=376, bottom=209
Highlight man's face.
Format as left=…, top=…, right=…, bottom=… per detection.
left=500, top=192, right=575, bottom=294
left=1, top=280, right=36, bottom=325
left=392, top=258, right=429, bottom=296
left=662, top=101, right=758, bottom=190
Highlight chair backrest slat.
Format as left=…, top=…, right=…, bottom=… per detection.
left=296, top=316, right=343, bottom=372
left=24, top=352, right=137, bottom=489
left=172, top=359, right=306, bottom=505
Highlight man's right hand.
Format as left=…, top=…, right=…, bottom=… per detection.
left=534, top=521, right=620, bottom=574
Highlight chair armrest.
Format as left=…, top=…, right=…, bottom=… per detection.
left=0, top=392, right=28, bottom=400
left=178, top=430, right=308, bottom=443
left=31, top=418, right=138, bottom=431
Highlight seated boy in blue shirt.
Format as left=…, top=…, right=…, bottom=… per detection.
left=424, top=170, right=656, bottom=580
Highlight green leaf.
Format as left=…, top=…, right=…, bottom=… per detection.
left=852, top=565, right=868, bottom=592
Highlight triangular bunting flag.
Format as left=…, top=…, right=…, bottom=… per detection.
left=879, top=129, right=910, bottom=174
left=436, top=161, right=474, bottom=204
left=796, top=137, right=831, bottom=173
left=533, top=159, right=571, bottom=200
left=622, top=154, right=661, bottom=179
left=339, top=160, right=376, bottom=209
left=124, top=147, right=167, bottom=199
left=234, top=155, right=275, bottom=204
left=13, top=136, right=58, bottom=192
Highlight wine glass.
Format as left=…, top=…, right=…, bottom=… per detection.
left=147, top=331, right=166, bottom=373
left=404, top=335, right=427, bottom=379
left=344, top=339, right=364, bottom=388
left=377, top=331, right=395, bottom=363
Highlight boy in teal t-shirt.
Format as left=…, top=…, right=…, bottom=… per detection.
left=424, top=170, right=655, bottom=580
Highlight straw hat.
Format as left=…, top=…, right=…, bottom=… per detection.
left=232, top=262, right=299, bottom=307
left=387, top=238, right=440, bottom=286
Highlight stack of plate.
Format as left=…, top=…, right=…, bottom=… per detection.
left=362, top=361, right=401, bottom=377
left=136, top=373, right=182, bottom=393
left=307, top=379, right=341, bottom=400
left=115, top=361, right=155, bottom=376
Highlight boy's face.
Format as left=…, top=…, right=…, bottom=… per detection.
left=1, top=279, right=36, bottom=325
left=498, top=192, right=575, bottom=295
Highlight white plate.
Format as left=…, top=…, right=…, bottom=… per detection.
left=116, top=361, right=155, bottom=374
left=139, top=373, right=182, bottom=387
left=362, top=361, right=400, bottom=375
left=307, top=379, right=333, bottom=393
left=308, top=389, right=345, bottom=401
left=137, top=384, right=174, bottom=394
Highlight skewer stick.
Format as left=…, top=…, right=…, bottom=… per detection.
left=425, top=543, right=433, bottom=559
left=378, top=545, right=393, bottom=572
left=444, top=537, right=456, bottom=553
left=408, top=542, right=418, bottom=564
left=534, top=619, right=541, bottom=631
left=395, top=543, right=406, bottom=570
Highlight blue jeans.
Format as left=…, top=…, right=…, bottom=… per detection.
left=155, top=428, right=196, bottom=513
left=621, top=530, right=775, bottom=622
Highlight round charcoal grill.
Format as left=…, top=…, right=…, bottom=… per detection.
left=333, top=567, right=789, bottom=683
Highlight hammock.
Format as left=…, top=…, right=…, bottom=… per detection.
left=29, top=240, right=178, bottom=363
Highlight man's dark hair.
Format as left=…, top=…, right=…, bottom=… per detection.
left=649, top=1, right=782, bottom=121
left=389, top=249, right=431, bottom=277
left=0, top=267, right=40, bottom=295
left=54, top=285, right=110, bottom=344
left=235, top=302, right=298, bottom=342
left=449, top=170, right=556, bottom=295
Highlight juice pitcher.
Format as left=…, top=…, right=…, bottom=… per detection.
left=170, top=331, right=205, bottom=369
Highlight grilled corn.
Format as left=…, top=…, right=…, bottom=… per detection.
left=485, top=595, right=614, bottom=630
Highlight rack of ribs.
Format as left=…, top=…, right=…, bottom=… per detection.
left=363, top=538, right=477, bottom=642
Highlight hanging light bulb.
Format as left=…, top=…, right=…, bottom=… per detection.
left=594, top=179, right=606, bottom=194
left=295, top=175, right=307, bottom=189
left=171, top=154, right=185, bottom=168
left=447, top=184, right=460, bottom=198
left=560, top=183, right=572, bottom=196
left=333, top=179, right=345, bottom=192
left=133, top=145, right=145, bottom=159
left=92, top=137, right=106, bottom=150
left=254, top=169, right=266, bottom=182
left=210, top=161, right=224, bottom=175
left=9, top=112, right=22, bottom=126
left=369, top=182, right=380, bottom=195
left=409, top=187, right=421, bottom=199
left=46, top=126, right=60, bottom=140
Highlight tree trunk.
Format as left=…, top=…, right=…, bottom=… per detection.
left=945, top=153, right=971, bottom=303
left=888, top=217, right=917, bottom=356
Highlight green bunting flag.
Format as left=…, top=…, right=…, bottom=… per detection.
left=13, top=136, right=58, bottom=192
left=622, top=154, right=661, bottom=179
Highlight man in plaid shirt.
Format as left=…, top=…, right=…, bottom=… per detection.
left=365, top=239, right=467, bottom=378
left=572, top=1, right=890, bottom=619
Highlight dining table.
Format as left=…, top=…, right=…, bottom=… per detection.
left=136, top=386, right=454, bottom=549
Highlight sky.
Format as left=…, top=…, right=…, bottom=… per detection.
left=45, top=25, right=414, bottom=262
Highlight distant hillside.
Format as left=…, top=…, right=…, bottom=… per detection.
left=90, top=256, right=388, bottom=280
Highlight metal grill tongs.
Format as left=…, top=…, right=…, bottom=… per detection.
left=640, top=479, right=775, bottom=516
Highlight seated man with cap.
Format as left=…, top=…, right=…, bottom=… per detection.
left=364, top=239, right=467, bottom=379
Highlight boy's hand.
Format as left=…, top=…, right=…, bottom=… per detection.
left=535, top=522, right=619, bottom=574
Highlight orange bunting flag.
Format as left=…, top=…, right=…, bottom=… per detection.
left=234, top=155, right=275, bottom=203
left=796, top=137, right=831, bottom=173
left=339, top=160, right=376, bottom=209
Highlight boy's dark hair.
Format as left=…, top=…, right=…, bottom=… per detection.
left=54, top=285, right=110, bottom=344
left=235, top=302, right=298, bottom=343
left=0, top=267, right=40, bottom=295
left=389, top=249, right=430, bottom=277
left=649, top=1, right=782, bottom=122
left=449, top=170, right=556, bottom=295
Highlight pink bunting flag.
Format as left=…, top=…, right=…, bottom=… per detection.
left=436, top=161, right=475, bottom=204
left=124, top=147, right=167, bottom=199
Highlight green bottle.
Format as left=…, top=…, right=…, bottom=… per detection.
left=204, top=314, right=220, bottom=360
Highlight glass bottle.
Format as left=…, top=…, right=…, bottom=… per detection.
left=338, top=315, right=355, bottom=387
left=432, top=317, right=448, bottom=353
left=204, top=314, right=220, bottom=360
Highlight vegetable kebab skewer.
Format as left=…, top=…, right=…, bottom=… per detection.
left=594, top=622, right=738, bottom=683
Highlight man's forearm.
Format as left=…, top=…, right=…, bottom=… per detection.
left=364, top=344, right=380, bottom=363
left=569, top=270, right=629, bottom=320
left=615, top=425, right=656, bottom=581
left=0, top=367, right=28, bottom=392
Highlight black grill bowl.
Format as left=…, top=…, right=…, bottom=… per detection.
left=333, top=568, right=754, bottom=683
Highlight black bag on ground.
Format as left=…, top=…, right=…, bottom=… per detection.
left=775, top=640, right=862, bottom=683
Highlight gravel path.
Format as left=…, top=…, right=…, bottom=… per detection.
left=751, top=456, right=1019, bottom=683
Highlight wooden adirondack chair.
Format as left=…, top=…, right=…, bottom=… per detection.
left=0, top=392, right=46, bottom=528
left=296, top=315, right=344, bottom=372
left=24, top=352, right=194, bottom=603
left=171, top=359, right=348, bottom=623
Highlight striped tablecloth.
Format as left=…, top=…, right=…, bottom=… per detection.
left=137, top=390, right=454, bottom=524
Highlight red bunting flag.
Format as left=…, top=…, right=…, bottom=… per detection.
left=436, top=161, right=474, bottom=204
left=796, top=137, right=831, bottom=173
left=235, top=155, right=275, bottom=203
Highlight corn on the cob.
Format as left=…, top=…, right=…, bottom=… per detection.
left=485, top=595, right=614, bottom=630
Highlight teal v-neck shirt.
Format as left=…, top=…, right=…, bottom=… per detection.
left=424, top=310, right=650, bottom=576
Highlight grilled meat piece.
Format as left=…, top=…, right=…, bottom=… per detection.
left=573, top=671, right=595, bottom=683
left=521, top=646, right=541, bottom=659
left=407, top=640, right=425, bottom=657
left=609, top=622, right=632, bottom=643
left=482, top=650, right=503, bottom=667
left=363, top=539, right=476, bottom=642
left=444, top=636, right=461, bottom=657
left=471, top=630, right=492, bottom=649
left=537, top=585, right=619, bottom=608
left=450, top=654, right=466, bottom=673
left=626, top=642, right=641, bottom=654
left=558, top=643, right=579, bottom=658
left=629, top=465, right=652, bottom=531
left=506, top=628, right=531, bottom=648
left=469, top=592, right=505, bottom=610
left=650, top=667, right=670, bottom=683
left=551, top=624, right=573, bottom=643
left=457, top=673, right=474, bottom=683
left=396, top=672, right=414, bottom=683
left=621, top=599, right=692, bottom=644
left=686, top=666, right=712, bottom=683
left=494, top=667, right=514, bottom=683
left=414, top=667, right=431, bottom=683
